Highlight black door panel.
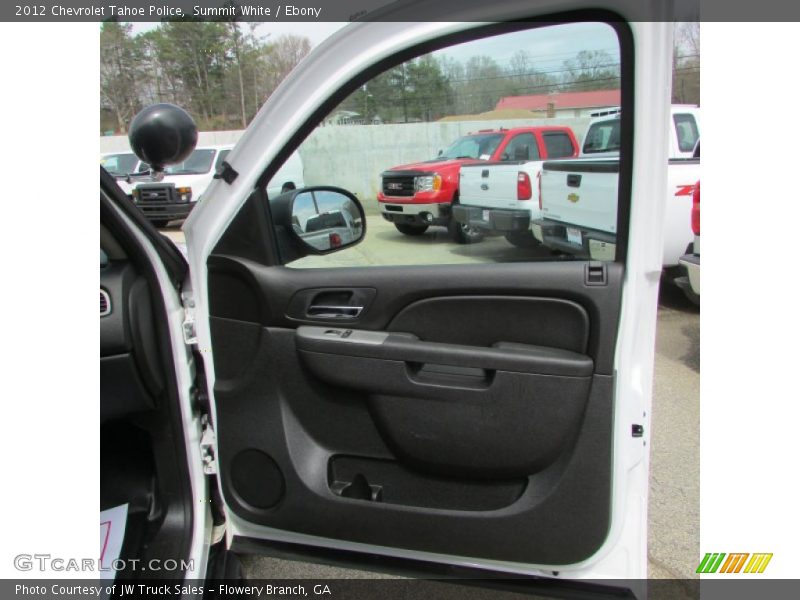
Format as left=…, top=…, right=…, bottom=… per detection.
left=295, top=325, right=592, bottom=376
left=208, top=258, right=621, bottom=565
left=208, top=256, right=621, bottom=373
left=386, top=296, right=590, bottom=353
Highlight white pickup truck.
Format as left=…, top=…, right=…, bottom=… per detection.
left=531, top=106, right=700, bottom=264
left=452, top=126, right=579, bottom=246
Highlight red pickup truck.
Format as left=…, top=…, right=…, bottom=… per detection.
left=378, top=126, right=579, bottom=242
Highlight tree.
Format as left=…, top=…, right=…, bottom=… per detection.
left=673, top=22, right=700, bottom=104
left=560, top=49, right=620, bottom=91
left=225, top=22, right=248, bottom=128
left=506, top=49, right=557, bottom=97
left=263, top=34, right=311, bottom=93
left=144, top=22, right=229, bottom=127
left=100, top=22, right=141, bottom=133
left=405, top=56, right=452, bottom=121
left=452, top=55, right=505, bottom=114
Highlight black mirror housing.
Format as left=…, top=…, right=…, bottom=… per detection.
left=270, top=186, right=366, bottom=261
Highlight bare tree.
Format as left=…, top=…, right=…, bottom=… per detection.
left=226, top=23, right=248, bottom=128
left=672, top=22, right=700, bottom=104
left=100, top=22, right=141, bottom=133
left=265, top=34, right=311, bottom=92
left=676, top=22, right=700, bottom=57
left=560, top=50, right=620, bottom=91
left=510, top=50, right=532, bottom=80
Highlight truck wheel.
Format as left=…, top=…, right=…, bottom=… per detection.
left=448, top=199, right=484, bottom=244
left=448, top=219, right=484, bottom=244
left=395, top=223, right=429, bottom=236
left=504, top=231, right=540, bottom=248
left=281, top=182, right=296, bottom=193
left=151, top=219, right=169, bottom=228
left=681, top=286, right=700, bottom=307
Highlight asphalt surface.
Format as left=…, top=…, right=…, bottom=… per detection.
left=159, top=217, right=700, bottom=582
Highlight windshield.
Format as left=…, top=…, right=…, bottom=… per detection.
left=582, top=119, right=621, bottom=154
left=164, top=149, right=216, bottom=175
left=439, top=133, right=505, bottom=160
left=100, top=153, right=140, bottom=177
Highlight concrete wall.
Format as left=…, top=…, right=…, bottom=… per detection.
left=300, top=118, right=590, bottom=211
left=100, top=130, right=245, bottom=152
left=100, top=118, right=590, bottom=213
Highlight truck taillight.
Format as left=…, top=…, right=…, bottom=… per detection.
left=517, top=172, right=532, bottom=200
left=691, top=181, right=700, bottom=235
left=329, top=232, right=343, bottom=248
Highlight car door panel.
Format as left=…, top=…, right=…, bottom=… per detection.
left=207, top=256, right=621, bottom=565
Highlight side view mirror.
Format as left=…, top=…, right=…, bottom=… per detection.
left=270, top=186, right=366, bottom=258
left=128, top=104, right=198, bottom=174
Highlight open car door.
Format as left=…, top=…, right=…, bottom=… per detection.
left=183, top=1, right=674, bottom=585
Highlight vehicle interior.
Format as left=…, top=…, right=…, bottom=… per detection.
left=100, top=177, right=195, bottom=580
left=204, top=17, right=635, bottom=570
left=97, top=11, right=640, bottom=582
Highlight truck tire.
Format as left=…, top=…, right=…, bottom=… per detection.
left=281, top=182, right=296, bottom=193
left=504, top=230, right=540, bottom=248
left=448, top=216, right=484, bottom=244
left=394, top=223, right=429, bottom=236
left=448, top=199, right=484, bottom=244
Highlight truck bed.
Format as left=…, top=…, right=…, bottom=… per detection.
left=459, top=161, right=542, bottom=210
left=539, top=158, right=620, bottom=234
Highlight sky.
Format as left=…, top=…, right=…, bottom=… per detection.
left=435, top=22, right=619, bottom=71
left=129, top=21, right=348, bottom=47
left=128, top=20, right=618, bottom=74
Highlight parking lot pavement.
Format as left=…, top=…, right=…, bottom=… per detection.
left=157, top=218, right=700, bottom=581
left=647, top=282, right=700, bottom=582
left=157, top=215, right=561, bottom=267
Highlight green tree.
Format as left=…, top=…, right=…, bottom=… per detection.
left=147, top=21, right=229, bottom=127
left=405, top=56, right=452, bottom=121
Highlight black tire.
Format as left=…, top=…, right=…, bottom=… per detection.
left=504, top=230, right=540, bottom=248
left=394, top=223, right=429, bottom=236
left=151, top=219, right=169, bottom=228
left=682, top=286, right=700, bottom=307
left=281, top=182, right=296, bottom=194
left=448, top=210, right=484, bottom=245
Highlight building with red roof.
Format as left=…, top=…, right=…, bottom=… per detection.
left=495, top=89, right=621, bottom=118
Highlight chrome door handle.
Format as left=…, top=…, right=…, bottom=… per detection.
left=307, top=305, right=363, bottom=318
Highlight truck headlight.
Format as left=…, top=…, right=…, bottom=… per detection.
left=177, top=186, right=192, bottom=202
left=414, top=174, right=442, bottom=192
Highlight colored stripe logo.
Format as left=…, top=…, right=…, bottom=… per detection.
left=697, top=553, right=773, bottom=574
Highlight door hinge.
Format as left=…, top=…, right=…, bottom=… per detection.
left=632, top=424, right=644, bottom=438
left=181, top=291, right=198, bottom=345
left=200, top=414, right=217, bottom=475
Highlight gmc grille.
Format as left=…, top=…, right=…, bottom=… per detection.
left=382, top=176, right=415, bottom=197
